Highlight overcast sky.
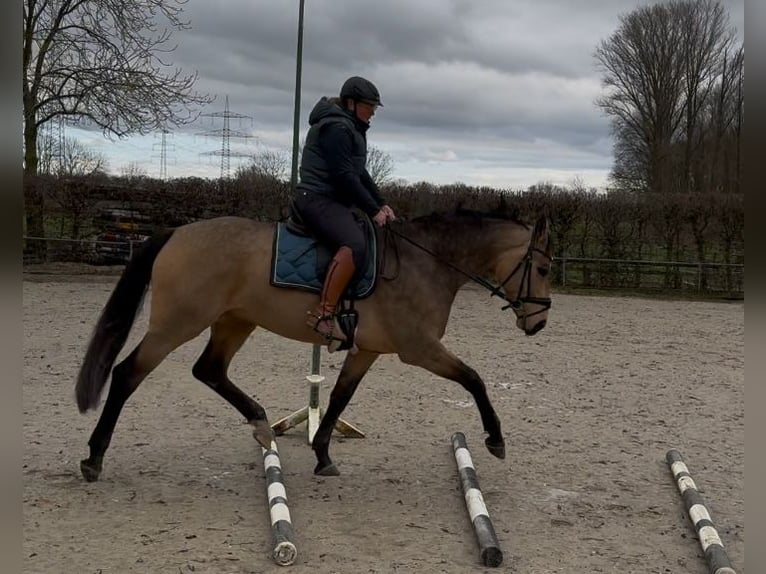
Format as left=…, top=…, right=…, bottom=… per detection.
left=70, top=0, right=745, bottom=190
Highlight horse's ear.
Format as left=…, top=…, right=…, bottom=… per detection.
left=533, top=215, right=550, bottom=246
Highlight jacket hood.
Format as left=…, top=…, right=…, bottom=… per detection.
left=308, top=97, right=349, bottom=125
left=308, top=97, right=370, bottom=132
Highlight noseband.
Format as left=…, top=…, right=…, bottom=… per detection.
left=386, top=227, right=552, bottom=318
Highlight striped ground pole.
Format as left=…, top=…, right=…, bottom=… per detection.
left=261, top=441, right=297, bottom=566
left=451, top=432, right=504, bottom=567
left=666, top=449, right=736, bottom=574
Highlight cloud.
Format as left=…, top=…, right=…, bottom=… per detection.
left=66, top=0, right=745, bottom=188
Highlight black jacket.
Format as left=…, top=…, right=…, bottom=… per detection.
left=296, top=97, right=384, bottom=216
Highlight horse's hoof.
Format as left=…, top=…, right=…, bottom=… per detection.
left=314, top=462, right=340, bottom=476
left=485, top=437, right=506, bottom=459
left=251, top=419, right=275, bottom=449
left=80, top=458, right=102, bottom=482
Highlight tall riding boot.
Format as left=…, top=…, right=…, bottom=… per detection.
left=307, top=246, right=356, bottom=351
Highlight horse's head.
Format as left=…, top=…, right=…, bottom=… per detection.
left=493, top=215, right=553, bottom=336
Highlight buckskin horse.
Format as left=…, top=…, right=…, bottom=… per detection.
left=75, top=207, right=553, bottom=481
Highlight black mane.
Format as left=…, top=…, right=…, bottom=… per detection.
left=409, top=206, right=528, bottom=229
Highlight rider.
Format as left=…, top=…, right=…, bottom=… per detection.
left=292, top=76, right=396, bottom=350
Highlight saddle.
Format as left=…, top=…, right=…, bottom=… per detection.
left=270, top=202, right=379, bottom=350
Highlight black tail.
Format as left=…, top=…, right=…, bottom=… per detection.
left=75, top=230, right=175, bottom=412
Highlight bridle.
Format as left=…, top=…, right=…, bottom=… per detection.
left=492, top=245, right=552, bottom=319
left=385, top=226, right=552, bottom=319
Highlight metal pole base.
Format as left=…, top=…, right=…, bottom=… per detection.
left=272, top=348, right=365, bottom=444
left=271, top=406, right=365, bottom=444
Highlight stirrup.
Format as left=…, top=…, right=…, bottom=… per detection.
left=308, top=311, right=345, bottom=340
left=307, top=310, right=359, bottom=355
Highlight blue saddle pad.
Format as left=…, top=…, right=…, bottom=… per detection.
left=270, top=219, right=377, bottom=299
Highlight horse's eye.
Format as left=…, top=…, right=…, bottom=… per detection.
left=537, top=266, right=549, bottom=277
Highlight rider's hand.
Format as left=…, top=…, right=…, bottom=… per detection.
left=373, top=209, right=388, bottom=227
left=381, top=205, right=396, bottom=222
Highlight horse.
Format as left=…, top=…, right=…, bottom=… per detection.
left=75, top=207, right=553, bottom=481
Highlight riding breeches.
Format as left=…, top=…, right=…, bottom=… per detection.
left=293, top=192, right=367, bottom=271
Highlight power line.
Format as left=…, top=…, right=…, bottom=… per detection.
left=198, top=95, right=254, bottom=182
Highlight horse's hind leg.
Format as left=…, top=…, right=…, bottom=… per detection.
left=400, top=343, right=505, bottom=459
left=81, top=329, right=191, bottom=482
left=312, top=349, right=379, bottom=476
left=191, top=314, right=273, bottom=448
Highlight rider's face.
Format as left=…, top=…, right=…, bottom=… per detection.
left=355, top=100, right=378, bottom=123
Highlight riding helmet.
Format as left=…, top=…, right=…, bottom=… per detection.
left=340, top=76, right=383, bottom=107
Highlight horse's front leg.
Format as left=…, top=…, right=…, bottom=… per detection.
left=399, top=342, right=505, bottom=459
left=312, top=349, right=379, bottom=476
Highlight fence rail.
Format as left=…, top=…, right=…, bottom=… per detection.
left=22, top=237, right=745, bottom=297
left=23, top=235, right=138, bottom=266
left=556, top=255, right=743, bottom=296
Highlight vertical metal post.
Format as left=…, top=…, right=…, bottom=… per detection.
left=293, top=0, right=325, bottom=445
left=311, top=337, right=321, bottom=374
left=561, top=256, right=566, bottom=288
left=269, top=0, right=364, bottom=443
left=307, top=338, right=323, bottom=445
left=289, top=0, right=305, bottom=195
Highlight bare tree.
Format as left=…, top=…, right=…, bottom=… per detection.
left=60, top=137, right=109, bottom=176
left=609, top=121, right=649, bottom=192
left=35, top=130, right=57, bottom=176
left=595, top=2, right=686, bottom=194
left=23, top=0, right=212, bottom=177
left=238, top=148, right=291, bottom=182
left=120, top=161, right=149, bottom=184
left=366, top=145, right=395, bottom=187
left=595, top=0, right=740, bottom=195
left=697, top=43, right=743, bottom=193
left=37, top=133, right=108, bottom=176
left=732, top=45, right=744, bottom=194
left=235, top=149, right=291, bottom=219
left=677, top=0, right=733, bottom=193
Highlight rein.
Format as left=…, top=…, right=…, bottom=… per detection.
left=383, top=225, right=552, bottom=318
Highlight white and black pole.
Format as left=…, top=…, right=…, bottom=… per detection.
left=666, top=449, right=736, bottom=574
left=451, top=432, right=503, bottom=567
left=261, top=440, right=297, bottom=566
